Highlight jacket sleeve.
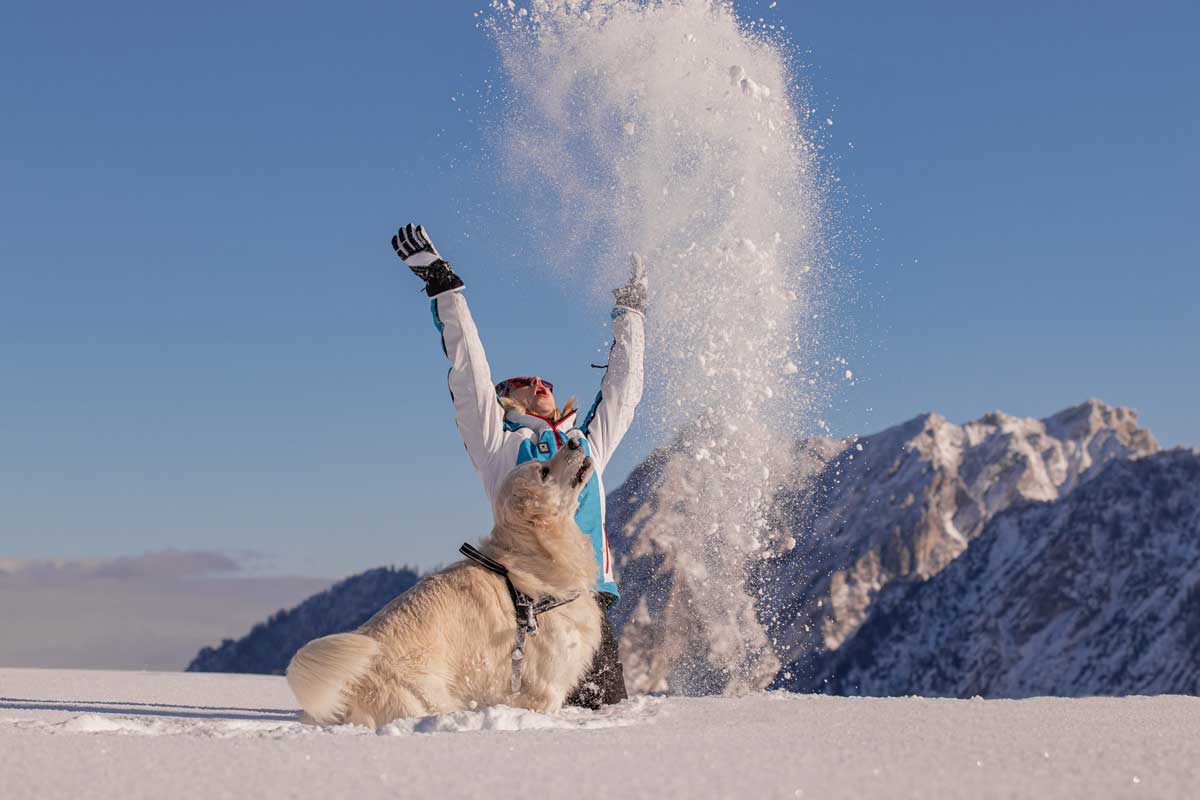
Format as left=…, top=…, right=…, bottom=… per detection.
left=580, top=306, right=645, bottom=472
left=430, top=289, right=509, bottom=496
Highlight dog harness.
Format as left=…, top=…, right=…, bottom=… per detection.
left=459, top=542, right=580, bottom=693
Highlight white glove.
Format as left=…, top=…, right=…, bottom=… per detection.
left=613, top=253, right=648, bottom=312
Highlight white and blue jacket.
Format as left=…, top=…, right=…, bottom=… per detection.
left=430, top=289, right=645, bottom=599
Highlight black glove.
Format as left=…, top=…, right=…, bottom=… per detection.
left=612, top=253, right=648, bottom=312
left=391, top=224, right=464, bottom=298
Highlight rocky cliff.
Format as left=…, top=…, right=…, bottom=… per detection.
left=819, top=448, right=1200, bottom=697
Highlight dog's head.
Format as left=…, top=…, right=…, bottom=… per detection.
left=493, top=437, right=594, bottom=536
left=486, top=438, right=598, bottom=592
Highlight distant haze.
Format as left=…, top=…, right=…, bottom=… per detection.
left=0, top=551, right=330, bottom=670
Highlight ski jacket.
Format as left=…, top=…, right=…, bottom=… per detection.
left=430, top=288, right=645, bottom=598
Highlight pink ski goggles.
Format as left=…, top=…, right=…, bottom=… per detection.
left=495, top=376, right=554, bottom=396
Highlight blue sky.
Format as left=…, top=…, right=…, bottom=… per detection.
left=3, top=0, right=1197, bottom=578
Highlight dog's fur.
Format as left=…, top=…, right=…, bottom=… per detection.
left=286, top=442, right=603, bottom=727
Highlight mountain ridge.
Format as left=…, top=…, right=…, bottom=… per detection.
left=814, top=447, right=1200, bottom=697
left=187, top=399, right=1190, bottom=700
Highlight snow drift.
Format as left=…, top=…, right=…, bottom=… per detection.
left=4, top=667, right=1200, bottom=800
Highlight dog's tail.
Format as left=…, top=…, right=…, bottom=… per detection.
left=286, top=633, right=380, bottom=726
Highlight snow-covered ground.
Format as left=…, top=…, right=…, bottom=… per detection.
left=2, top=668, right=1198, bottom=799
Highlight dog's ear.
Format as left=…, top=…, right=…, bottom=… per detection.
left=508, top=489, right=532, bottom=515
left=503, top=469, right=542, bottom=514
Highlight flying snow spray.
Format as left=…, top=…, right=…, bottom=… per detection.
left=489, top=0, right=828, bottom=694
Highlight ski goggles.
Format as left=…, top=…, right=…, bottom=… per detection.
left=495, top=376, right=554, bottom=396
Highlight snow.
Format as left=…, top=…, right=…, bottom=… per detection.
left=379, top=695, right=659, bottom=735
left=3, top=668, right=1200, bottom=799
left=491, top=0, right=827, bottom=695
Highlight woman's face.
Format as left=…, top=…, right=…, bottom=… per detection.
left=508, top=376, right=558, bottom=417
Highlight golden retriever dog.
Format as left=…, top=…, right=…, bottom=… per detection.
left=286, top=439, right=603, bottom=727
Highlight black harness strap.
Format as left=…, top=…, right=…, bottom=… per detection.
left=459, top=542, right=579, bottom=692
left=459, top=542, right=509, bottom=576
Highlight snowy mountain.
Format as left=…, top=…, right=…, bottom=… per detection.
left=190, top=400, right=1182, bottom=700
left=187, top=566, right=418, bottom=674
left=817, top=448, right=1200, bottom=697
left=762, top=399, right=1159, bottom=689
left=607, top=399, right=1161, bottom=694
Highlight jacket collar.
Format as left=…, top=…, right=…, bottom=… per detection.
left=504, top=408, right=577, bottom=433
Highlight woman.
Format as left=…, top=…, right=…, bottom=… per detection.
left=391, top=223, right=647, bottom=708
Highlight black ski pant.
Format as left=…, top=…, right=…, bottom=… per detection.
left=565, top=591, right=627, bottom=709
